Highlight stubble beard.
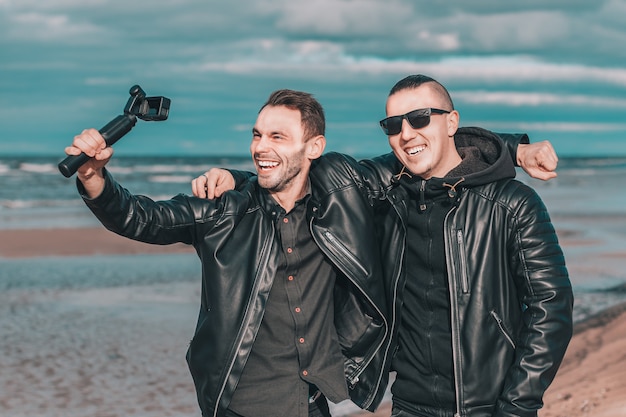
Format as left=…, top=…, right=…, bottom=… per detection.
left=258, top=155, right=304, bottom=193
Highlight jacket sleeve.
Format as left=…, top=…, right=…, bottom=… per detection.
left=358, top=152, right=400, bottom=195
left=228, top=170, right=256, bottom=190
left=224, top=153, right=393, bottom=203
left=311, top=152, right=399, bottom=204
left=497, top=133, right=530, bottom=167
left=496, top=183, right=573, bottom=417
left=79, top=168, right=219, bottom=246
left=454, top=130, right=529, bottom=167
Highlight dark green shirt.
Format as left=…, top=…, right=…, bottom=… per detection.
left=228, top=194, right=348, bottom=417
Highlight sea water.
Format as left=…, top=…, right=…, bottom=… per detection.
left=1, top=155, right=626, bottom=322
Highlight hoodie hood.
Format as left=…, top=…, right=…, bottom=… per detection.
left=448, top=126, right=517, bottom=187
left=393, top=126, right=517, bottom=210
left=394, top=126, right=516, bottom=188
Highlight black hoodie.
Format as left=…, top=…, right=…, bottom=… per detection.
left=390, top=127, right=516, bottom=411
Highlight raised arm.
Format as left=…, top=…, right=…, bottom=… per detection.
left=497, top=133, right=558, bottom=180
left=67, top=129, right=209, bottom=246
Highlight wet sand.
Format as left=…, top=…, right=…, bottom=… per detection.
left=1, top=225, right=625, bottom=417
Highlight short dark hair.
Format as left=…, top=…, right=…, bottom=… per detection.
left=261, top=89, right=325, bottom=140
left=388, top=74, right=455, bottom=110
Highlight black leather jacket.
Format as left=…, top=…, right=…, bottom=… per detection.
left=79, top=155, right=391, bottom=417
left=222, top=129, right=570, bottom=415
left=359, top=127, right=573, bottom=417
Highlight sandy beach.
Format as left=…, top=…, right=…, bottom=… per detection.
left=1, top=223, right=625, bottom=417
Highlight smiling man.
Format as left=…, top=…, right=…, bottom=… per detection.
left=380, top=82, right=461, bottom=179
left=251, top=102, right=323, bottom=210
left=65, top=89, right=390, bottom=417
left=370, top=75, right=573, bottom=417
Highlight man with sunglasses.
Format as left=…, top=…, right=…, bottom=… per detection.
left=366, top=75, right=572, bottom=417
left=194, top=75, right=572, bottom=417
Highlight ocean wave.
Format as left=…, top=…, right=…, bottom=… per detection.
left=147, top=175, right=194, bottom=183
left=19, top=162, right=59, bottom=174
left=0, top=199, right=82, bottom=209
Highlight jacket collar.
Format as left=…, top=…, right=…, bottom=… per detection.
left=248, top=178, right=312, bottom=220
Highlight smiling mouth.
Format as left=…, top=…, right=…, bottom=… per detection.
left=407, top=145, right=426, bottom=155
left=257, top=160, right=279, bottom=170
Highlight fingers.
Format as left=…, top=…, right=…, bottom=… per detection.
left=522, top=151, right=558, bottom=180
left=64, top=145, right=83, bottom=156
left=208, top=168, right=236, bottom=198
left=212, top=182, right=230, bottom=200
left=518, top=141, right=560, bottom=181
left=205, top=173, right=218, bottom=199
left=526, top=168, right=558, bottom=181
left=191, top=169, right=236, bottom=199
left=191, top=175, right=208, bottom=198
left=538, top=140, right=558, bottom=171
left=64, top=128, right=112, bottom=178
left=67, top=128, right=107, bottom=158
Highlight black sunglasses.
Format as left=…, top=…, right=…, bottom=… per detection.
left=379, top=108, right=450, bottom=136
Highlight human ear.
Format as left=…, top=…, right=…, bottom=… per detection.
left=447, top=110, right=460, bottom=137
left=306, top=135, right=326, bottom=160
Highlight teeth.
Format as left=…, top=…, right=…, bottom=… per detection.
left=258, top=160, right=279, bottom=168
left=407, top=145, right=426, bottom=155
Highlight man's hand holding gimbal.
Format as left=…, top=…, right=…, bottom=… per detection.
left=64, top=128, right=113, bottom=198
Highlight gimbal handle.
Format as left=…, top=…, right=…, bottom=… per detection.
left=58, top=114, right=137, bottom=178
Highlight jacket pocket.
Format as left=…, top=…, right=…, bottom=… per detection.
left=334, top=284, right=383, bottom=357
left=321, top=230, right=369, bottom=278
left=453, top=229, right=470, bottom=294
left=490, top=310, right=516, bottom=349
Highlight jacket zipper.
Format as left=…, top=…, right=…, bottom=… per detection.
left=455, top=230, right=470, bottom=294
left=213, top=223, right=275, bottom=417
left=364, top=194, right=406, bottom=409
left=419, top=180, right=427, bottom=211
left=316, top=227, right=390, bottom=407
left=321, top=230, right=369, bottom=278
left=320, top=229, right=384, bottom=382
left=444, top=205, right=464, bottom=417
left=491, top=310, right=516, bottom=349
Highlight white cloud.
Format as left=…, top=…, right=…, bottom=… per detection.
left=454, top=91, right=626, bottom=108
left=382, top=56, right=626, bottom=87
left=7, top=12, right=108, bottom=42
left=458, top=11, right=571, bottom=51
left=257, top=0, right=411, bottom=36
left=3, top=1, right=626, bottom=67
left=477, top=121, right=626, bottom=133
left=176, top=46, right=626, bottom=89
left=84, top=77, right=135, bottom=87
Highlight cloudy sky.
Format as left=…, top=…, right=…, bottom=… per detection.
left=1, top=0, right=626, bottom=157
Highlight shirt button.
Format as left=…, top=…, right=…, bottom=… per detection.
left=299, top=337, right=305, bottom=343
left=283, top=218, right=289, bottom=223
left=287, top=247, right=293, bottom=254
left=295, top=307, right=301, bottom=313
left=288, top=275, right=294, bottom=281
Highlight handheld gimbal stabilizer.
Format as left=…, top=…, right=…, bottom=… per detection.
left=58, top=85, right=171, bottom=178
